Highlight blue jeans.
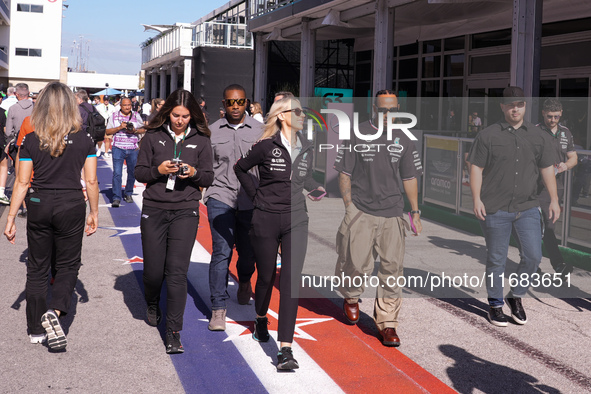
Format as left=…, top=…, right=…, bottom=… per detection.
left=206, top=198, right=255, bottom=310
left=479, top=207, right=542, bottom=307
left=112, top=146, right=139, bottom=202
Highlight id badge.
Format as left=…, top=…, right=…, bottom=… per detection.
left=166, top=174, right=176, bottom=191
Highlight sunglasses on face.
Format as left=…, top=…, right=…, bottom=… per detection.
left=546, top=114, right=560, bottom=120
left=224, top=98, right=246, bottom=107
left=504, top=101, right=525, bottom=109
left=283, top=108, right=304, bottom=116
left=376, top=107, right=398, bottom=113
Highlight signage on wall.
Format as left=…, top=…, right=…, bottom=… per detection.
left=314, top=87, right=353, bottom=108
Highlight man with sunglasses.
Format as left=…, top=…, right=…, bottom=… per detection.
left=334, top=89, right=423, bottom=347
left=468, top=87, right=560, bottom=327
left=203, top=84, right=262, bottom=331
left=535, top=98, right=577, bottom=278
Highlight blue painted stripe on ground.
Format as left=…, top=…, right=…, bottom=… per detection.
left=96, top=158, right=265, bottom=393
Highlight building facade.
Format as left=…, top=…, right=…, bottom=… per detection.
left=0, top=0, right=64, bottom=92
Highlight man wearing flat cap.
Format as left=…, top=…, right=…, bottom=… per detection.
left=467, top=86, right=559, bottom=327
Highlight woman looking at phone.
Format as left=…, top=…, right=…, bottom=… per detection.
left=135, top=89, right=213, bottom=354
left=234, top=98, right=324, bottom=370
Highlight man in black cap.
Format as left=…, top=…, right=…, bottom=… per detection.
left=467, top=86, right=560, bottom=327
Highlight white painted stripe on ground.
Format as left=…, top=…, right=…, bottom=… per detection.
left=188, top=245, right=344, bottom=394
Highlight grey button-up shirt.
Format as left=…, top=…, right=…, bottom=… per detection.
left=204, top=115, right=263, bottom=210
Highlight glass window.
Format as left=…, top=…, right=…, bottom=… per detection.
left=470, top=54, right=510, bottom=74
left=356, top=50, right=372, bottom=62
left=444, top=36, right=464, bottom=51
left=423, top=40, right=441, bottom=54
left=16, top=3, right=30, bottom=12
left=15, top=48, right=28, bottom=56
left=399, top=42, right=418, bottom=56
left=542, top=17, right=591, bottom=37
left=399, top=58, right=418, bottom=79
left=444, top=54, right=464, bottom=77
left=29, top=48, right=42, bottom=57
left=31, top=4, right=43, bottom=13
left=542, top=41, right=591, bottom=69
left=472, top=29, right=511, bottom=49
left=422, top=56, right=440, bottom=78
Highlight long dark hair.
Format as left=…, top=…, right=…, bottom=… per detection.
left=146, top=89, right=210, bottom=137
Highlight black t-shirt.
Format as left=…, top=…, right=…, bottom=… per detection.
left=334, top=120, right=423, bottom=218
left=0, top=110, right=6, bottom=147
left=467, top=120, right=555, bottom=214
left=20, top=130, right=96, bottom=189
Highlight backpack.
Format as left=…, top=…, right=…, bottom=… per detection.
left=82, top=105, right=106, bottom=143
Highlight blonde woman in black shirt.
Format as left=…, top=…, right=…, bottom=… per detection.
left=234, top=97, right=323, bottom=370
left=3, top=82, right=99, bottom=350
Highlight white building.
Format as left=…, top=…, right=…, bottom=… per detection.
left=0, top=0, right=64, bottom=92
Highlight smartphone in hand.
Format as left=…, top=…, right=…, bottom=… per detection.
left=307, top=189, right=327, bottom=201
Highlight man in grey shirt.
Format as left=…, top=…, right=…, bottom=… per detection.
left=204, top=84, right=262, bottom=331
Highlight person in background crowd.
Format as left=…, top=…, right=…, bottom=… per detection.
left=250, top=102, right=264, bottom=123
left=141, top=99, right=152, bottom=122
left=96, top=96, right=115, bottom=157
left=131, top=96, right=140, bottom=113
left=105, top=97, right=145, bottom=207
left=535, top=98, right=577, bottom=278
left=0, top=94, right=8, bottom=205
left=333, top=89, right=423, bottom=348
left=197, top=97, right=210, bottom=125
left=274, top=91, right=294, bottom=103
left=203, top=84, right=262, bottom=331
left=147, top=98, right=165, bottom=124
left=234, top=97, right=324, bottom=370
left=6, top=83, right=33, bottom=142
left=135, top=89, right=213, bottom=354
left=468, top=86, right=559, bottom=327
left=0, top=86, right=17, bottom=112
left=3, top=81, right=99, bottom=350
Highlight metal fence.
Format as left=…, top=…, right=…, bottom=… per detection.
left=422, top=134, right=591, bottom=250
left=248, top=0, right=297, bottom=19
left=192, top=22, right=253, bottom=49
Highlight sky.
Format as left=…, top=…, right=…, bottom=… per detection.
left=60, top=0, right=230, bottom=75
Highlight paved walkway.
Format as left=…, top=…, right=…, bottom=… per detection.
left=0, top=155, right=590, bottom=393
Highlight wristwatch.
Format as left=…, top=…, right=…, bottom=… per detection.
left=411, top=210, right=421, bottom=215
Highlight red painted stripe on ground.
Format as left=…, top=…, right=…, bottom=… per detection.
left=195, top=203, right=453, bottom=393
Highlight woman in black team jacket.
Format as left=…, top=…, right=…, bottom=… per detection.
left=135, top=89, right=213, bottom=354
left=234, top=97, right=323, bottom=370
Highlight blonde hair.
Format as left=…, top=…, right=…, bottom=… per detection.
left=260, top=97, right=300, bottom=140
left=31, top=82, right=82, bottom=157
left=251, top=101, right=262, bottom=115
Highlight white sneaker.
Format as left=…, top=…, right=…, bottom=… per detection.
left=96, top=148, right=102, bottom=157
left=0, top=195, right=10, bottom=205
left=29, top=333, right=47, bottom=344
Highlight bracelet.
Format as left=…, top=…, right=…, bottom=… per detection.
left=411, top=210, right=421, bottom=215
left=191, top=169, right=199, bottom=179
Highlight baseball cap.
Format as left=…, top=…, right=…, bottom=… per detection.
left=502, top=86, right=525, bottom=104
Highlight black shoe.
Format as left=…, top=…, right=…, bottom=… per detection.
left=124, top=195, right=134, bottom=204
left=487, top=307, right=508, bottom=327
left=166, top=329, right=184, bottom=354
left=505, top=296, right=527, bottom=325
left=252, top=316, right=270, bottom=342
left=17, top=209, right=27, bottom=218
left=112, top=200, right=120, bottom=208
left=146, top=305, right=162, bottom=327
left=41, top=309, right=67, bottom=350
left=277, top=347, right=299, bottom=370
left=555, top=262, right=574, bottom=283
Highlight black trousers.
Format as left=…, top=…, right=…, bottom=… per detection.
left=140, top=205, right=199, bottom=331
left=26, top=190, right=86, bottom=335
left=250, top=209, right=308, bottom=343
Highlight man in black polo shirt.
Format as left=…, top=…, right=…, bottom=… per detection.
left=468, top=86, right=560, bottom=327
left=536, top=98, right=577, bottom=277
left=334, top=90, right=423, bottom=347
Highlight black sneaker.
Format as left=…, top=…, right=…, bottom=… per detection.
left=41, top=309, right=67, bottom=350
left=277, top=347, right=299, bottom=371
left=555, top=262, right=574, bottom=283
left=252, top=316, right=270, bottom=342
left=124, top=195, right=134, bottom=204
left=505, top=296, right=527, bottom=325
left=17, top=209, right=27, bottom=218
left=146, top=305, right=162, bottom=327
left=166, top=329, right=184, bottom=354
left=112, top=200, right=120, bottom=208
left=487, top=307, right=508, bottom=327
